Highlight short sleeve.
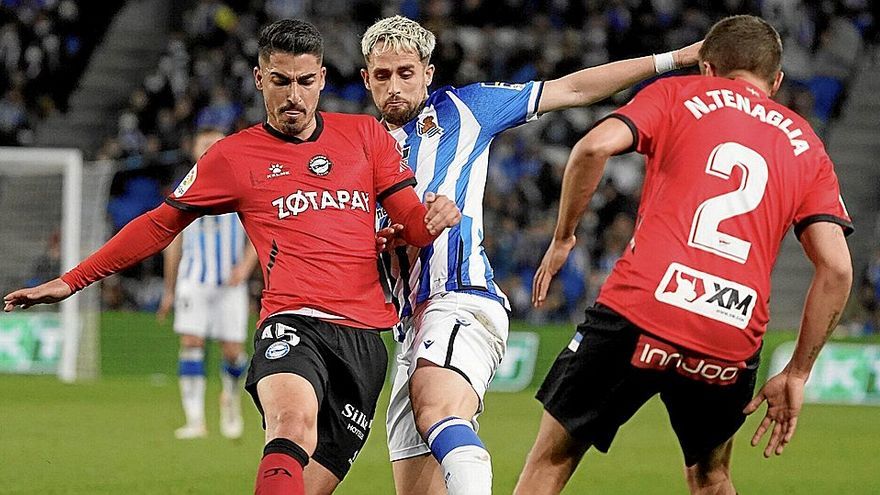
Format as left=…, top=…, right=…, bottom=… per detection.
left=165, top=144, right=239, bottom=215
left=607, top=78, right=676, bottom=155
left=793, top=154, right=853, bottom=238
left=451, top=81, right=543, bottom=136
left=366, top=118, right=416, bottom=203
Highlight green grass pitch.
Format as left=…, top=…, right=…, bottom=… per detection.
left=0, top=311, right=878, bottom=494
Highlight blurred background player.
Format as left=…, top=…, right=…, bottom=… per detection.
left=156, top=127, right=259, bottom=440
left=360, top=14, right=701, bottom=495
left=518, top=15, right=853, bottom=495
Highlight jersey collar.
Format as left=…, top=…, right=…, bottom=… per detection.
left=262, top=112, right=324, bottom=144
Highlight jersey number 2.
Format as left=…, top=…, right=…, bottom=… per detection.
left=687, top=142, right=768, bottom=264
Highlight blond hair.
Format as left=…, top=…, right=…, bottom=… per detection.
left=361, top=15, right=436, bottom=64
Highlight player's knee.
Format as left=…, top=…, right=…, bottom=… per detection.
left=180, top=335, right=205, bottom=348
left=685, top=462, right=731, bottom=493
left=220, top=342, right=244, bottom=363
left=265, top=406, right=318, bottom=451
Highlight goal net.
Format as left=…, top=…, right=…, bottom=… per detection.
left=0, top=147, right=113, bottom=382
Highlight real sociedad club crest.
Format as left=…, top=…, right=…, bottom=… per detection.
left=308, top=155, right=332, bottom=176
left=417, top=115, right=443, bottom=138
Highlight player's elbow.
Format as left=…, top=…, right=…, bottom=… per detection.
left=817, top=259, right=853, bottom=293
left=574, top=134, right=616, bottom=160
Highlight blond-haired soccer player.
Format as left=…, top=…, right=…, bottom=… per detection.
left=360, top=15, right=701, bottom=495
left=517, top=15, right=852, bottom=494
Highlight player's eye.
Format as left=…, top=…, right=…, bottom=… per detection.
left=400, top=71, right=413, bottom=79
left=271, top=76, right=289, bottom=86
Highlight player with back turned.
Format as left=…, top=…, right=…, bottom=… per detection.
left=516, top=15, right=853, bottom=495
left=4, top=19, right=461, bottom=495
left=360, top=15, right=702, bottom=495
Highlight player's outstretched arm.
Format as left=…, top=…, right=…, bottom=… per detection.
left=532, top=117, right=634, bottom=307
left=537, top=41, right=702, bottom=114
left=5, top=203, right=199, bottom=313
left=744, top=222, right=851, bottom=457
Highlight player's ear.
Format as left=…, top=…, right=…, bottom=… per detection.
left=425, top=63, right=435, bottom=87
left=770, top=71, right=784, bottom=97
left=360, top=68, right=371, bottom=90
left=319, top=66, right=326, bottom=91
left=254, top=66, right=264, bottom=91
left=701, top=61, right=715, bottom=77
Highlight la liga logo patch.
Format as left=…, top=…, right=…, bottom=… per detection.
left=308, top=155, right=332, bottom=176
left=173, top=165, right=197, bottom=198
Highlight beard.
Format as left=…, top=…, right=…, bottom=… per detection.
left=382, top=99, right=424, bottom=127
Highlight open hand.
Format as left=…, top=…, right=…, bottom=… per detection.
left=743, top=370, right=807, bottom=458
left=424, top=192, right=461, bottom=235
left=532, top=236, right=577, bottom=307
left=156, top=292, right=174, bottom=322
left=4, top=278, right=73, bottom=312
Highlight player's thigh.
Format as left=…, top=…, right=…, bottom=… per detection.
left=661, top=352, right=760, bottom=467
left=212, top=284, right=249, bottom=344
left=245, top=316, right=331, bottom=449
left=312, top=324, right=389, bottom=482
left=536, top=304, right=658, bottom=452
left=387, top=338, right=429, bottom=461
left=409, top=293, right=509, bottom=418
left=173, top=281, right=210, bottom=339
left=392, top=454, right=446, bottom=495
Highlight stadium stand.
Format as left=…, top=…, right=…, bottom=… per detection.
left=5, top=0, right=876, bottom=324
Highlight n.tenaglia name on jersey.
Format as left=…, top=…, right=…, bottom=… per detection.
left=654, top=262, right=757, bottom=329
left=271, top=189, right=371, bottom=219
left=684, top=89, right=809, bottom=157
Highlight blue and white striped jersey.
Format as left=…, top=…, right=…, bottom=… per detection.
left=384, top=81, right=543, bottom=316
left=178, top=213, right=248, bottom=286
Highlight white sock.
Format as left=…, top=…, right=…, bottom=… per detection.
left=178, top=347, right=206, bottom=426
left=427, top=417, right=492, bottom=495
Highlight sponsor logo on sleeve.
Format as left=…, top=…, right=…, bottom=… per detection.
left=654, top=262, right=757, bottom=329
left=173, top=165, right=197, bottom=198
left=480, top=82, right=526, bottom=91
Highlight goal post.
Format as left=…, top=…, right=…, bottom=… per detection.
left=0, top=147, right=112, bottom=382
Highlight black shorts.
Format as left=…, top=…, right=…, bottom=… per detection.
left=245, top=314, right=388, bottom=480
left=536, top=304, right=760, bottom=467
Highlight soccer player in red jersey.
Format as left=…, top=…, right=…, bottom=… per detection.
left=515, top=16, right=853, bottom=495
left=4, top=19, right=461, bottom=495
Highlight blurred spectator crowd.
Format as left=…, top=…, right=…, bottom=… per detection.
left=11, top=0, right=878, bottom=321
left=0, top=0, right=120, bottom=145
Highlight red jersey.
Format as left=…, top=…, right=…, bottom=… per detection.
left=167, top=112, right=414, bottom=329
left=597, top=75, right=852, bottom=361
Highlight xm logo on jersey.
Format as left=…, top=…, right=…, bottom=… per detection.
left=271, top=189, right=371, bottom=219
left=654, top=262, right=756, bottom=329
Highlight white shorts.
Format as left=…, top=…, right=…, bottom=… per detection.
left=386, top=291, right=509, bottom=461
left=173, top=280, right=249, bottom=343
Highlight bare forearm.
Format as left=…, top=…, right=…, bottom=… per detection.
left=540, top=56, right=655, bottom=113
left=788, top=267, right=851, bottom=377
left=162, top=235, right=183, bottom=294
left=554, top=145, right=607, bottom=240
